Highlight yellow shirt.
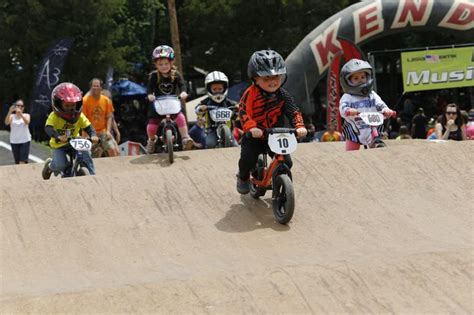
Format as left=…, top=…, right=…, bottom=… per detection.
left=321, top=131, right=342, bottom=142
left=45, top=112, right=91, bottom=149
left=82, top=94, right=114, bottom=133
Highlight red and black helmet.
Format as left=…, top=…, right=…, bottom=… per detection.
left=51, top=82, right=83, bottom=123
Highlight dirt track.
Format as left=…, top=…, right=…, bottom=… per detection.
left=1, top=140, right=473, bottom=313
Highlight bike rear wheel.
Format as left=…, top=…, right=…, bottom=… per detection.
left=249, top=155, right=266, bottom=199
left=272, top=174, right=295, bottom=224
left=166, top=129, right=174, bottom=163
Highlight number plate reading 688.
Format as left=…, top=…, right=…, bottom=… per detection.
left=268, top=133, right=297, bottom=155
left=210, top=108, right=232, bottom=122
left=70, top=139, right=92, bottom=151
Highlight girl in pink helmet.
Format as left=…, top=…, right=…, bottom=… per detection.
left=145, top=45, right=194, bottom=153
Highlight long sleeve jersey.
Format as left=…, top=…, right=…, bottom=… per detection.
left=147, top=70, right=187, bottom=97
left=339, top=91, right=390, bottom=144
left=238, top=85, right=304, bottom=133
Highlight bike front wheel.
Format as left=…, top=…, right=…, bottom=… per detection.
left=272, top=174, right=295, bottom=224
left=166, top=129, right=174, bottom=163
left=220, top=125, right=232, bottom=148
left=76, top=167, right=90, bottom=176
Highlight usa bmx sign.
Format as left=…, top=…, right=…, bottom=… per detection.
left=401, top=46, right=474, bottom=92
left=285, top=0, right=473, bottom=113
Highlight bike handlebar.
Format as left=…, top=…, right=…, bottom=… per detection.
left=348, top=110, right=398, bottom=118
left=245, top=128, right=296, bottom=139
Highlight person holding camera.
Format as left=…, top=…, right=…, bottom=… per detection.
left=4, top=99, right=32, bottom=164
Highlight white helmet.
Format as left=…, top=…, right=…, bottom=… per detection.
left=205, top=71, right=228, bottom=103
left=340, top=58, right=374, bottom=96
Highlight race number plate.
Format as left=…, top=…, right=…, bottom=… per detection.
left=154, top=96, right=181, bottom=115
left=359, top=112, right=384, bottom=126
left=268, top=132, right=297, bottom=155
left=69, top=139, right=92, bottom=151
left=209, top=108, right=232, bottom=122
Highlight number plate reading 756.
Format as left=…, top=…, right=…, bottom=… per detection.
left=268, top=132, right=297, bottom=155
left=69, top=139, right=92, bottom=151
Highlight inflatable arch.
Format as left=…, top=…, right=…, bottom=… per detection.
left=285, top=0, right=473, bottom=114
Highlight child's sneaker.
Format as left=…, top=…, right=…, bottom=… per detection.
left=236, top=176, right=250, bottom=194
left=146, top=137, right=157, bottom=154
left=182, top=137, right=195, bottom=151
left=42, top=158, right=53, bottom=180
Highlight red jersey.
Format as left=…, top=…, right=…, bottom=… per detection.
left=238, top=84, right=304, bottom=132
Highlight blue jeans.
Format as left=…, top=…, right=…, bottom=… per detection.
left=50, top=146, right=95, bottom=175
left=189, top=125, right=235, bottom=149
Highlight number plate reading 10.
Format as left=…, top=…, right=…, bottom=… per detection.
left=70, top=139, right=92, bottom=151
left=268, top=133, right=297, bottom=155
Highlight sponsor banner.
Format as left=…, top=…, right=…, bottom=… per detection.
left=285, top=0, right=473, bottom=113
left=401, top=46, right=474, bottom=92
left=29, top=38, right=74, bottom=121
left=327, top=38, right=363, bottom=132
left=327, top=52, right=343, bottom=132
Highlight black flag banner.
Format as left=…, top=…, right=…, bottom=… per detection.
left=29, top=37, right=74, bottom=136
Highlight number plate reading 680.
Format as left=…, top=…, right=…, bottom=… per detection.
left=367, top=114, right=381, bottom=123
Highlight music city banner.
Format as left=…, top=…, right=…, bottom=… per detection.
left=401, top=46, right=474, bottom=92
left=285, top=0, right=473, bottom=113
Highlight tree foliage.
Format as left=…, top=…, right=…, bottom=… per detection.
left=179, top=0, right=351, bottom=82
left=0, top=0, right=470, bottom=111
left=0, top=0, right=164, bottom=105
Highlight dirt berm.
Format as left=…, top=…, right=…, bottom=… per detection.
left=1, top=140, right=472, bottom=313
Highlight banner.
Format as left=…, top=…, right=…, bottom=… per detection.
left=29, top=38, right=74, bottom=121
left=402, top=46, right=474, bottom=92
left=286, top=0, right=473, bottom=113
left=327, top=38, right=363, bottom=132
left=326, top=52, right=343, bottom=132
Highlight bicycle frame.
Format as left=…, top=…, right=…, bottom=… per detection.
left=250, top=154, right=291, bottom=188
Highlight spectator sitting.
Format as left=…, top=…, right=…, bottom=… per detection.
left=435, top=103, right=466, bottom=141
left=426, top=117, right=436, bottom=139
left=465, top=109, right=474, bottom=140
left=396, top=125, right=412, bottom=140
left=321, top=122, right=342, bottom=142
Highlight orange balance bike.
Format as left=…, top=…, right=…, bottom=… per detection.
left=249, top=128, right=298, bottom=224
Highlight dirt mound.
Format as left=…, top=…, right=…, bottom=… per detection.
left=1, top=140, right=472, bottom=313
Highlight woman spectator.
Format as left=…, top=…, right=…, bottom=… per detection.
left=4, top=99, right=32, bottom=164
left=435, top=103, right=466, bottom=141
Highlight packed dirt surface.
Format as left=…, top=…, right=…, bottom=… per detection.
left=1, top=140, right=472, bottom=313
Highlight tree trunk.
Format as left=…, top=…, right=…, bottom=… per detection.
left=167, top=0, right=183, bottom=74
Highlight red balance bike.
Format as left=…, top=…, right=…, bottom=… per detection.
left=249, top=128, right=298, bottom=224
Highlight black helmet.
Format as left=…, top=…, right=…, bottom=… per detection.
left=247, top=50, right=287, bottom=79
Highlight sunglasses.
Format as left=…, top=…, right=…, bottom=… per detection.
left=446, top=111, right=457, bottom=115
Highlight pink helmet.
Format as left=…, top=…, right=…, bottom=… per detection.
left=152, top=45, right=175, bottom=61
left=51, top=82, right=83, bottom=123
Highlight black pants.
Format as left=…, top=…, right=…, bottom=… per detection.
left=238, top=136, right=292, bottom=180
left=11, top=141, right=30, bottom=164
